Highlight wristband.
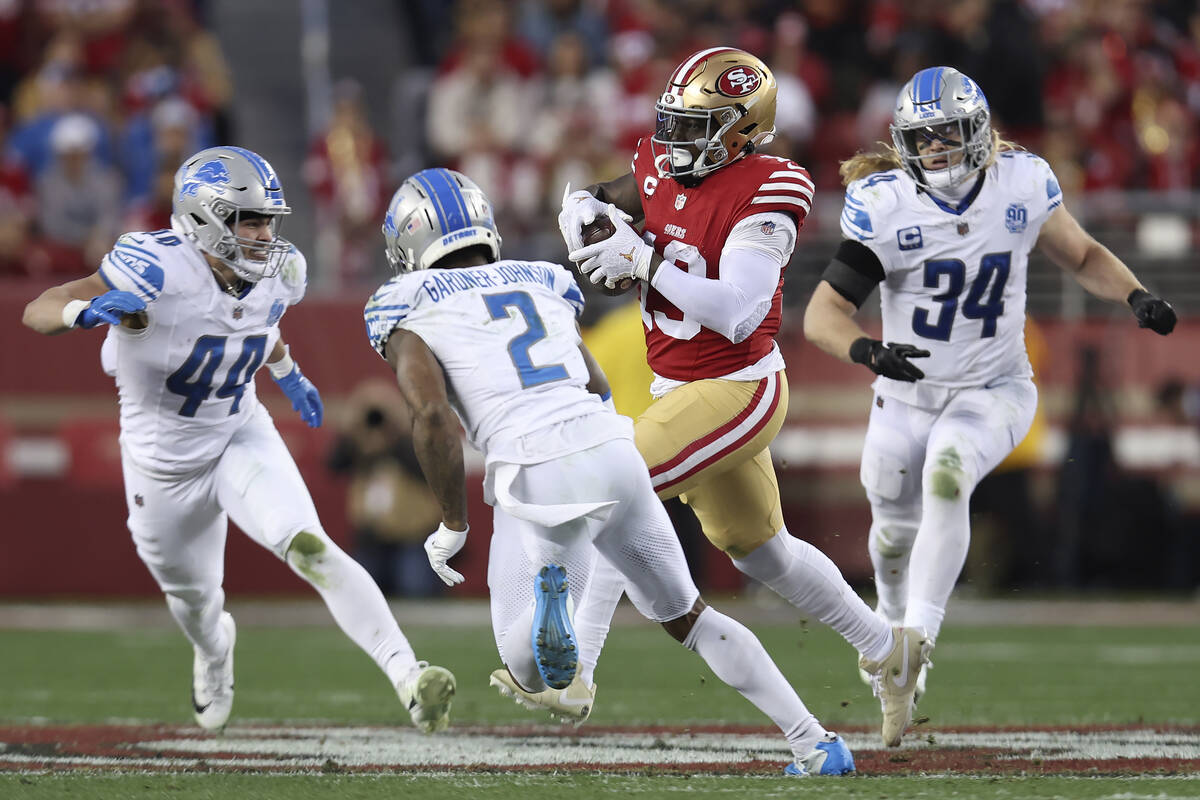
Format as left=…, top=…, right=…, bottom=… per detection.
left=62, top=299, right=90, bottom=329
left=849, top=337, right=876, bottom=365
left=267, top=345, right=296, bottom=379
left=1127, top=288, right=1150, bottom=307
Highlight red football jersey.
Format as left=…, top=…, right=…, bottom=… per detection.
left=631, top=137, right=813, bottom=381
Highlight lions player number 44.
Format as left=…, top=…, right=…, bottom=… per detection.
left=166, top=335, right=268, bottom=417
left=912, top=252, right=1011, bottom=342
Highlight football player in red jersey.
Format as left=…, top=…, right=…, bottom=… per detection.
left=549, top=48, right=928, bottom=749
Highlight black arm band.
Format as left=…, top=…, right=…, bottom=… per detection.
left=820, top=240, right=886, bottom=308
left=1127, top=288, right=1150, bottom=306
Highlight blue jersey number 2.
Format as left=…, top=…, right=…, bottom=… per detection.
left=166, top=335, right=268, bottom=417
left=911, top=252, right=1011, bottom=341
left=483, top=291, right=569, bottom=389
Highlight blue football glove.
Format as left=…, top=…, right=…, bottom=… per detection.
left=273, top=367, right=324, bottom=427
left=77, top=291, right=146, bottom=328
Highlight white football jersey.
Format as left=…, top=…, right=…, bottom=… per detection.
left=99, top=222, right=306, bottom=476
left=364, top=260, right=630, bottom=467
left=841, top=151, right=1063, bottom=407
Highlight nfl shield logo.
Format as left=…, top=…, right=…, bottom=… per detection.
left=232, top=305, right=244, bottom=320
left=675, top=193, right=687, bottom=210
left=957, top=222, right=970, bottom=236
left=134, top=494, right=144, bottom=507
left=760, top=221, right=776, bottom=235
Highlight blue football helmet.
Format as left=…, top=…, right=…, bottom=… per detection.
left=382, top=168, right=501, bottom=273
left=172, top=146, right=292, bottom=282
left=891, top=67, right=992, bottom=191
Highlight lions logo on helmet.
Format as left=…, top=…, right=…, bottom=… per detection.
left=890, top=66, right=993, bottom=191
left=651, top=47, right=778, bottom=184
left=171, top=146, right=293, bottom=282
left=179, top=160, right=231, bottom=197
left=381, top=168, right=501, bottom=273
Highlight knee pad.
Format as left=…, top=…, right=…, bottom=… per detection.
left=924, top=445, right=974, bottom=502
left=284, top=529, right=337, bottom=584
left=869, top=521, right=917, bottom=560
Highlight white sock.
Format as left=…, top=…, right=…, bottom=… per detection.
left=904, top=492, right=971, bottom=642
left=572, top=556, right=626, bottom=688
left=868, top=520, right=917, bottom=626
left=165, top=587, right=228, bottom=659
left=682, top=607, right=826, bottom=759
left=733, top=529, right=893, bottom=663
left=285, top=535, right=417, bottom=686
left=499, top=603, right=546, bottom=693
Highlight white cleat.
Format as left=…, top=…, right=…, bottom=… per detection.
left=859, top=626, right=933, bottom=747
left=489, top=668, right=595, bottom=725
left=397, top=662, right=456, bottom=734
left=192, top=612, right=236, bottom=731
left=859, top=659, right=929, bottom=705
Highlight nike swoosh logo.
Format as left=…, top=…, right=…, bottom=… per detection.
left=891, top=640, right=910, bottom=689
left=192, top=693, right=211, bottom=714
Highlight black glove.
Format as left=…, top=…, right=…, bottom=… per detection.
left=1128, top=289, right=1176, bottom=335
left=849, top=337, right=930, bottom=382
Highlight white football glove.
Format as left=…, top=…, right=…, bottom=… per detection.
left=424, top=523, right=468, bottom=587
left=557, top=183, right=630, bottom=254
left=568, top=204, right=654, bottom=289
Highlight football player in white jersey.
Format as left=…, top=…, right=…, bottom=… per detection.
left=364, top=167, right=855, bottom=776
left=804, top=67, right=1176, bottom=723
left=22, top=146, right=456, bottom=735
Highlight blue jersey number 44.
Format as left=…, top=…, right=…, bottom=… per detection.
left=166, top=335, right=268, bottom=417
left=911, top=252, right=1011, bottom=341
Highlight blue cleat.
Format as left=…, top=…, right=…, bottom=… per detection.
left=784, top=732, right=856, bottom=776
left=532, top=565, right=577, bottom=690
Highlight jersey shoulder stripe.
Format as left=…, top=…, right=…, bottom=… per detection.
left=841, top=170, right=907, bottom=241
left=364, top=277, right=417, bottom=356
left=99, top=233, right=168, bottom=301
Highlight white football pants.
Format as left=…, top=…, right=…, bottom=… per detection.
left=122, top=405, right=417, bottom=684
left=487, top=436, right=699, bottom=689
left=860, top=377, right=1037, bottom=640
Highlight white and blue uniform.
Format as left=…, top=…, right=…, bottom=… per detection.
left=365, top=259, right=698, bottom=678
left=99, top=224, right=322, bottom=605
left=840, top=152, right=1061, bottom=638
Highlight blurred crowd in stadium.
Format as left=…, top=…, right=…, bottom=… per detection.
left=1, top=0, right=1197, bottom=286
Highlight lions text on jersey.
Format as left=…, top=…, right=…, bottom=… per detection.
left=841, top=151, right=1063, bottom=406
left=631, top=138, right=813, bottom=381
left=98, top=223, right=306, bottom=475
left=364, top=259, right=630, bottom=468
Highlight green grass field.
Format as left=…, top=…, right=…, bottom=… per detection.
left=2, top=601, right=1199, bottom=799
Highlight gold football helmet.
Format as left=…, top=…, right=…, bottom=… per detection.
left=651, top=47, right=777, bottom=184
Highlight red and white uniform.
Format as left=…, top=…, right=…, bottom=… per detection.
left=631, top=137, right=813, bottom=382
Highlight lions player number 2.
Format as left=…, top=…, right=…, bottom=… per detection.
left=483, top=291, right=569, bottom=388
left=166, top=335, right=268, bottom=417
left=912, top=252, right=1011, bottom=341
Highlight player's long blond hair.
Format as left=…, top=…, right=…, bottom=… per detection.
left=838, top=130, right=1023, bottom=186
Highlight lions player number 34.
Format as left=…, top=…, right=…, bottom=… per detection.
left=912, top=251, right=1011, bottom=342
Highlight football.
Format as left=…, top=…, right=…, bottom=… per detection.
left=578, top=216, right=635, bottom=296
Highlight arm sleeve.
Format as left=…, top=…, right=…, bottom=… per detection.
left=648, top=212, right=794, bottom=344
left=820, top=239, right=886, bottom=308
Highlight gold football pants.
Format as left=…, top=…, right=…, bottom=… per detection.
left=634, top=371, right=788, bottom=558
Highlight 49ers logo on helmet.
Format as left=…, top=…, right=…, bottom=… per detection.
left=716, top=66, right=761, bottom=97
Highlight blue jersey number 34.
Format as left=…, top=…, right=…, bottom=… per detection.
left=912, top=252, right=1011, bottom=341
